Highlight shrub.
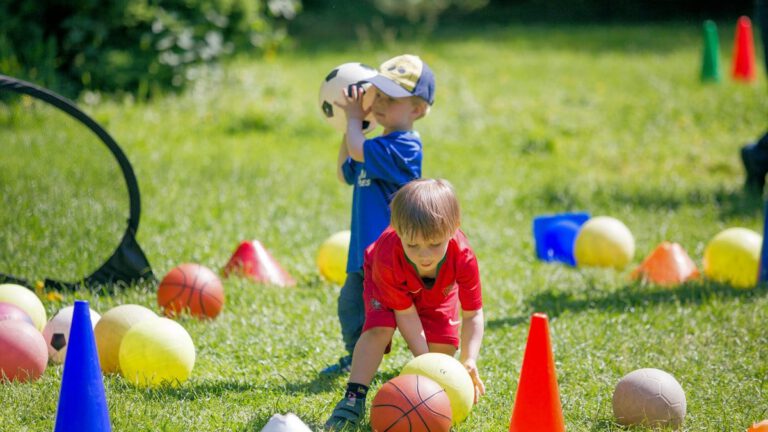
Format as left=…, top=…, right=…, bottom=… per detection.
left=0, top=0, right=301, bottom=98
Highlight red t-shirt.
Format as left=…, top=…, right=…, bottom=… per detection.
left=363, top=227, right=483, bottom=313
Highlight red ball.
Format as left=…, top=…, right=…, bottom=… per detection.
left=370, top=374, right=452, bottom=432
left=157, top=263, right=225, bottom=319
left=0, top=301, right=34, bottom=326
left=0, top=320, right=48, bottom=382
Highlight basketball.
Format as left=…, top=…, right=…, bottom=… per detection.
left=157, top=263, right=225, bottom=319
left=370, top=374, right=452, bottom=432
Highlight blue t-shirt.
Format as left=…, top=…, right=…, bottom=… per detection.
left=341, top=130, right=422, bottom=273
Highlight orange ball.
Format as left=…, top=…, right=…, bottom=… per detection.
left=157, top=263, right=224, bottom=319
left=370, top=374, right=452, bottom=432
left=749, top=420, right=768, bottom=432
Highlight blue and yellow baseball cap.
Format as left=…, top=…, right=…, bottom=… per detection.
left=365, top=54, right=435, bottom=105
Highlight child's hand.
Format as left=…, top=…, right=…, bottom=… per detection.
left=463, top=358, right=486, bottom=404
left=334, top=83, right=370, bottom=122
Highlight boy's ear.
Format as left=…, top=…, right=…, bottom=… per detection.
left=412, top=101, right=429, bottom=119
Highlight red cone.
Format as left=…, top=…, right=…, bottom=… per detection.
left=732, top=16, right=756, bottom=82
left=509, top=313, right=565, bottom=432
left=223, top=240, right=296, bottom=287
left=630, top=241, right=699, bottom=286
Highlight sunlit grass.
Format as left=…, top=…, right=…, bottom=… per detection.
left=1, top=22, right=767, bottom=431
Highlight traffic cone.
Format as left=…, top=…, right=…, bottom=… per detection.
left=732, top=16, right=756, bottom=82
left=701, top=20, right=722, bottom=82
left=223, top=240, right=296, bottom=287
left=509, top=313, right=565, bottom=432
left=630, top=241, right=699, bottom=286
left=748, top=419, right=768, bottom=432
left=54, top=300, right=111, bottom=431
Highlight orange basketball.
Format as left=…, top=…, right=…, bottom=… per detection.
left=370, top=374, right=452, bottom=432
left=157, top=263, right=224, bottom=319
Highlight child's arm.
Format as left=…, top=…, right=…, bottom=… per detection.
left=334, top=85, right=368, bottom=162
left=336, top=136, right=348, bottom=183
left=394, top=305, right=429, bottom=356
left=459, top=308, right=486, bottom=403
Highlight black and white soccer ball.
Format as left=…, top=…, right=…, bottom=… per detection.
left=318, top=62, right=378, bottom=134
left=42, top=305, right=101, bottom=364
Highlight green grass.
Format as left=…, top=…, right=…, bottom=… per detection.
left=2, top=22, right=768, bottom=431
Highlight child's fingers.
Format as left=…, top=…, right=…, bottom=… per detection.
left=466, top=367, right=485, bottom=404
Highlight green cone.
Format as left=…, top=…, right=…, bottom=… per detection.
left=701, top=20, right=722, bottom=83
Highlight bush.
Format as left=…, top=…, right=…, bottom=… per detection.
left=0, top=0, right=301, bottom=98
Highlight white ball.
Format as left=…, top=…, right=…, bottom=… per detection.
left=613, top=368, right=686, bottom=428
left=318, top=62, right=378, bottom=134
left=260, top=413, right=312, bottom=432
left=42, top=305, right=101, bottom=364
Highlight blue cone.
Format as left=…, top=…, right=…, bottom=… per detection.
left=533, top=212, right=590, bottom=266
left=54, top=300, right=111, bottom=431
left=760, top=200, right=768, bottom=284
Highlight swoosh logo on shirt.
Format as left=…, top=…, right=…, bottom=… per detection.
left=448, top=319, right=461, bottom=326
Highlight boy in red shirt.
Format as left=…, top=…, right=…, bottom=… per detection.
left=324, top=178, right=486, bottom=430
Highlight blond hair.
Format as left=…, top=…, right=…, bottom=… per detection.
left=390, top=179, right=460, bottom=241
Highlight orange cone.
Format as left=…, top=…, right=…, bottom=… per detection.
left=732, top=16, right=756, bottom=82
left=630, top=241, right=699, bottom=286
left=223, top=240, right=296, bottom=287
left=509, top=313, right=565, bottom=432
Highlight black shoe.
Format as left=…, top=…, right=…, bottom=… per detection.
left=320, top=355, right=352, bottom=376
left=741, top=144, right=766, bottom=195
left=324, top=395, right=365, bottom=431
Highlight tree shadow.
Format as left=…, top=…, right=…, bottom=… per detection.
left=537, top=184, right=764, bottom=220
left=290, top=5, right=710, bottom=57
left=488, top=278, right=767, bottom=329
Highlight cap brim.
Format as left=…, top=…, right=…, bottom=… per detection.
left=365, top=75, right=412, bottom=98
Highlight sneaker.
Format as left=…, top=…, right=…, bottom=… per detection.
left=741, top=144, right=766, bottom=195
left=320, top=355, right=352, bottom=376
left=324, top=395, right=365, bottom=431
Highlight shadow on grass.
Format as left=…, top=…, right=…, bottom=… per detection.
left=537, top=184, right=764, bottom=220
left=291, top=8, right=709, bottom=57
left=488, top=279, right=768, bottom=329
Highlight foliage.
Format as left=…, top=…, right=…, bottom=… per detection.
left=1, top=22, right=767, bottom=431
left=372, top=0, right=489, bottom=31
left=0, top=0, right=300, bottom=98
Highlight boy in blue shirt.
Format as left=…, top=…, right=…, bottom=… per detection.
left=741, top=0, right=768, bottom=195
left=322, top=54, right=436, bottom=374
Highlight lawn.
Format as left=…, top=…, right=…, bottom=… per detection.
left=1, top=21, right=767, bottom=431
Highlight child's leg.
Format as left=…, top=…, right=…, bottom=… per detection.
left=325, top=326, right=394, bottom=430
left=337, top=271, right=365, bottom=356
left=349, top=326, right=395, bottom=385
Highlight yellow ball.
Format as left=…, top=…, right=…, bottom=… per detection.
left=316, top=230, right=350, bottom=285
left=119, top=317, right=195, bottom=387
left=703, top=227, right=762, bottom=289
left=400, top=352, right=474, bottom=424
left=0, top=283, right=47, bottom=331
left=574, top=216, right=635, bottom=269
left=95, top=304, right=158, bottom=373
